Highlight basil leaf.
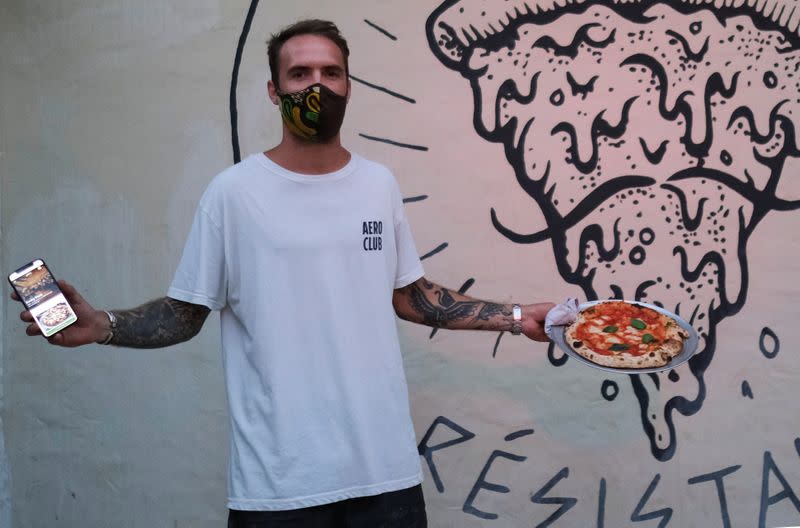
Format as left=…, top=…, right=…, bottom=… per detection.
left=631, top=318, right=647, bottom=330
left=642, top=333, right=654, bottom=343
left=603, top=325, right=618, bottom=333
left=610, top=343, right=630, bottom=351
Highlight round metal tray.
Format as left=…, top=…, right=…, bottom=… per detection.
left=550, top=300, right=700, bottom=374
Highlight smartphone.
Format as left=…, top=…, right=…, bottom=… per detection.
left=8, top=259, right=78, bottom=337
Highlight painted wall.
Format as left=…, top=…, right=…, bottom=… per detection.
left=2, top=1, right=799, bottom=526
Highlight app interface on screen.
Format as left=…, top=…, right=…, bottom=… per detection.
left=11, top=264, right=77, bottom=336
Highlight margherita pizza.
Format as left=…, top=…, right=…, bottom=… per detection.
left=565, top=301, right=689, bottom=369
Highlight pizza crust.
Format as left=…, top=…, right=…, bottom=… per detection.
left=569, top=342, right=679, bottom=369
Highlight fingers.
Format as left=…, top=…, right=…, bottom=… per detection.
left=25, top=323, right=70, bottom=344
left=10, top=290, right=27, bottom=323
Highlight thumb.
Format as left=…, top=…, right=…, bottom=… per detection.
left=57, top=280, right=86, bottom=306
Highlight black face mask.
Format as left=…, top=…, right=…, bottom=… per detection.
left=276, top=83, right=348, bottom=142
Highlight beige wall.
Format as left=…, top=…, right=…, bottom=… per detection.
left=2, top=1, right=799, bottom=526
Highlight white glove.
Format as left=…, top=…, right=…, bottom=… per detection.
left=544, top=298, right=580, bottom=339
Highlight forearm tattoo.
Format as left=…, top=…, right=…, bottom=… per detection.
left=110, top=297, right=210, bottom=348
left=400, top=278, right=511, bottom=330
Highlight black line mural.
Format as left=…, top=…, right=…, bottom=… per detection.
left=358, top=132, right=430, bottom=151
left=364, top=18, right=399, bottom=41
left=349, top=75, right=417, bottom=103
left=426, top=0, right=800, bottom=461
left=417, top=414, right=800, bottom=525
left=229, top=0, right=260, bottom=164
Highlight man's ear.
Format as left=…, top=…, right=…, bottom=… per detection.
left=267, top=79, right=279, bottom=105
left=346, top=78, right=351, bottom=102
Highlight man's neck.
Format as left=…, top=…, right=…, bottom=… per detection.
left=265, top=134, right=351, bottom=175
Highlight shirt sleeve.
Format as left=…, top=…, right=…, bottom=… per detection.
left=167, top=205, right=227, bottom=311
left=391, top=178, right=425, bottom=289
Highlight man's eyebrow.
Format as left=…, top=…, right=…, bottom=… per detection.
left=286, top=64, right=344, bottom=73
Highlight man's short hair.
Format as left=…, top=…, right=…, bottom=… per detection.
left=267, top=19, right=350, bottom=88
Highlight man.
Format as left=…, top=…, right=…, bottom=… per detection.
left=13, top=19, right=555, bottom=527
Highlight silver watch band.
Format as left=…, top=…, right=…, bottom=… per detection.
left=98, top=310, right=117, bottom=345
left=511, top=304, right=523, bottom=335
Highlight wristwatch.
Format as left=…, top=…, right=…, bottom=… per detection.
left=511, top=304, right=523, bottom=335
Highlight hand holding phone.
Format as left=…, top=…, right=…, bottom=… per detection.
left=9, top=260, right=110, bottom=346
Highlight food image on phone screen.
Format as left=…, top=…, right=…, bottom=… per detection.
left=9, top=260, right=77, bottom=337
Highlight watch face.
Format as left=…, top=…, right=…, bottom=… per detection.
left=511, top=305, right=523, bottom=334
left=510, top=305, right=522, bottom=335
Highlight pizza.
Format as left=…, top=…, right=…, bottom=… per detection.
left=564, top=301, right=689, bottom=369
left=38, top=303, right=70, bottom=328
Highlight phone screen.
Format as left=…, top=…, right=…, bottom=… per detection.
left=9, top=260, right=78, bottom=337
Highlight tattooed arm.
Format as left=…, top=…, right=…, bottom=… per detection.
left=392, top=277, right=554, bottom=342
left=13, top=280, right=210, bottom=348
left=105, top=297, right=210, bottom=348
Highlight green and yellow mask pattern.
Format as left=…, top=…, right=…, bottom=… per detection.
left=277, top=83, right=347, bottom=142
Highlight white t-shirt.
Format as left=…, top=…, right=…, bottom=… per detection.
left=168, top=152, right=425, bottom=511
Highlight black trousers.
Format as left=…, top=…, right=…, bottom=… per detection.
left=227, top=484, right=427, bottom=528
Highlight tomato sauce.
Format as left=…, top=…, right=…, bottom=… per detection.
left=573, top=302, right=668, bottom=356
